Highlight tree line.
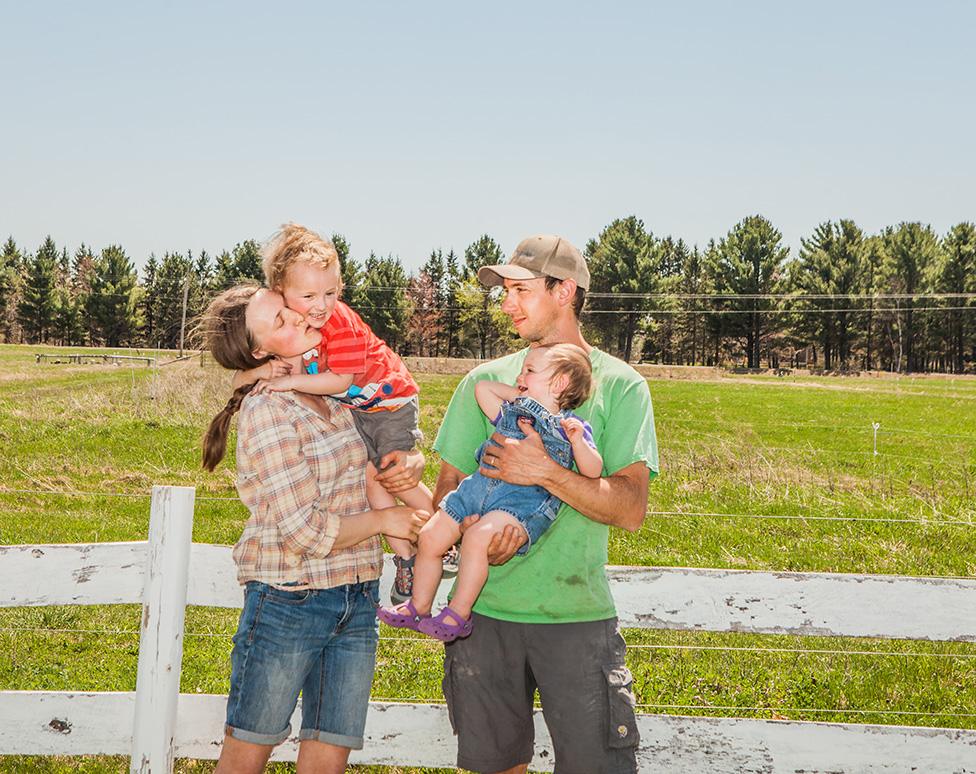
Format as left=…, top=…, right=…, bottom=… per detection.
left=1, top=216, right=974, bottom=373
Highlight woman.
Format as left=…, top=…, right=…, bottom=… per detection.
left=200, top=283, right=430, bottom=774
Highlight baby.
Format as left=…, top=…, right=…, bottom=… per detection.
left=377, top=343, right=602, bottom=641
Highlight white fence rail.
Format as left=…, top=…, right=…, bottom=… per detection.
left=1, top=486, right=975, bottom=772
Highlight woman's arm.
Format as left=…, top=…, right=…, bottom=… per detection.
left=240, top=397, right=425, bottom=557
left=474, top=380, right=519, bottom=420
left=330, top=505, right=429, bottom=550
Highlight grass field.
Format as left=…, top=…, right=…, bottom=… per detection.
left=2, top=343, right=975, bottom=772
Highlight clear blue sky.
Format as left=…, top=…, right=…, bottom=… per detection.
left=3, top=1, right=974, bottom=273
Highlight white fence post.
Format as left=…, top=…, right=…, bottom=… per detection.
left=130, top=486, right=195, bottom=774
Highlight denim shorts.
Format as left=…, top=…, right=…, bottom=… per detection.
left=225, top=580, right=380, bottom=749
left=440, top=473, right=560, bottom=555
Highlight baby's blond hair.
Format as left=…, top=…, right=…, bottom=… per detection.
left=262, top=222, right=340, bottom=291
left=537, top=343, right=593, bottom=411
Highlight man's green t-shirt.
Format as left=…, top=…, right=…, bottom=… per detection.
left=433, top=347, right=659, bottom=623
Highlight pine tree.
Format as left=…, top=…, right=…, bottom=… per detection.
left=792, top=220, right=865, bottom=369
left=585, top=216, right=659, bottom=363
left=647, top=237, right=690, bottom=363
left=332, top=233, right=364, bottom=308
left=676, top=245, right=710, bottom=365
left=358, top=253, right=410, bottom=350
left=213, top=240, right=263, bottom=289
left=141, top=254, right=161, bottom=346
left=0, top=237, right=22, bottom=342
left=880, top=223, right=940, bottom=372
left=461, top=235, right=505, bottom=359
left=706, top=216, right=789, bottom=368
left=937, top=223, right=976, bottom=373
left=444, top=249, right=462, bottom=356
left=89, top=245, right=140, bottom=346
left=17, top=237, right=59, bottom=343
left=149, top=251, right=194, bottom=348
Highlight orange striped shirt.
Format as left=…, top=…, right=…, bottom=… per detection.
left=310, top=301, right=418, bottom=412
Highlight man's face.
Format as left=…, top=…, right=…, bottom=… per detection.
left=246, top=288, right=321, bottom=359
left=499, top=277, right=562, bottom=344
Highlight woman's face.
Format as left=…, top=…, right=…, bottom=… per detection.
left=245, top=288, right=321, bottom=359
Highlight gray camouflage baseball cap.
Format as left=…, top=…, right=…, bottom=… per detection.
left=478, top=234, right=590, bottom=291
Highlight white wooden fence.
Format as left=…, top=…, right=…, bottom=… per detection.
left=2, top=486, right=975, bottom=773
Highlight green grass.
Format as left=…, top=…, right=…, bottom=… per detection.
left=1, top=345, right=975, bottom=772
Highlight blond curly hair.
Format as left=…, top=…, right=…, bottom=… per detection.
left=262, top=222, right=340, bottom=291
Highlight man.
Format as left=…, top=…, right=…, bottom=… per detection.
left=432, top=234, right=659, bottom=774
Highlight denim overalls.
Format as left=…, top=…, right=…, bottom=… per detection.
left=440, top=397, right=579, bottom=555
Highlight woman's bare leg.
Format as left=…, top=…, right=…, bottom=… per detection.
left=214, top=734, right=273, bottom=774
left=296, top=738, right=352, bottom=774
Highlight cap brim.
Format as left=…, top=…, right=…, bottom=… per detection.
left=477, top=264, right=547, bottom=287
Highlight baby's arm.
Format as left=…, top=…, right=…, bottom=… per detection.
left=255, top=370, right=355, bottom=396
left=560, top=417, right=604, bottom=478
left=475, top=380, right=520, bottom=420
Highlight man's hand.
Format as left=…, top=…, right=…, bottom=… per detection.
left=459, top=515, right=526, bottom=565
left=478, top=418, right=560, bottom=486
left=375, top=449, right=425, bottom=493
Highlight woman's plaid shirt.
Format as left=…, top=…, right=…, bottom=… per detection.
left=232, top=390, right=382, bottom=590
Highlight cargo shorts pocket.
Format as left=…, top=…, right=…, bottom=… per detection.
left=603, top=664, right=639, bottom=749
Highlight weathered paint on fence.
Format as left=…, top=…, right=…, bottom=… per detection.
left=4, top=543, right=976, bottom=641
left=2, top=692, right=974, bottom=772
left=608, top=565, right=976, bottom=641
left=130, top=486, right=195, bottom=774
left=4, top=484, right=976, bottom=772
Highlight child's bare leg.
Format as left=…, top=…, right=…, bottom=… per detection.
left=393, top=480, right=434, bottom=513
left=365, top=462, right=412, bottom=558
left=450, top=511, right=526, bottom=619
left=411, top=511, right=462, bottom=615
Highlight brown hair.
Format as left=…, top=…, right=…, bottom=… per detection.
left=540, top=343, right=593, bottom=410
left=263, top=222, right=340, bottom=292
left=544, top=276, right=587, bottom=318
left=195, top=283, right=272, bottom=471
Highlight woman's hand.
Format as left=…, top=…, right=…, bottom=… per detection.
left=265, top=358, right=293, bottom=379
left=375, top=449, right=426, bottom=493
left=381, top=505, right=431, bottom=541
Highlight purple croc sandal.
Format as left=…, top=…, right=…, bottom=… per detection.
left=376, top=599, right=429, bottom=632
left=417, top=606, right=474, bottom=642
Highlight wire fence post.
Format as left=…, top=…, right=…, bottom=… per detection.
left=872, top=422, right=881, bottom=456
left=130, top=485, right=195, bottom=774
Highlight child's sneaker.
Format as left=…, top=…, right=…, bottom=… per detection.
left=391, top=554, right=415, bottom=604
left=441, top=544, right=460, bottom=578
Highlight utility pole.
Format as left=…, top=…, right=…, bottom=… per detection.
left=178, top=274, right=190, bottom=358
